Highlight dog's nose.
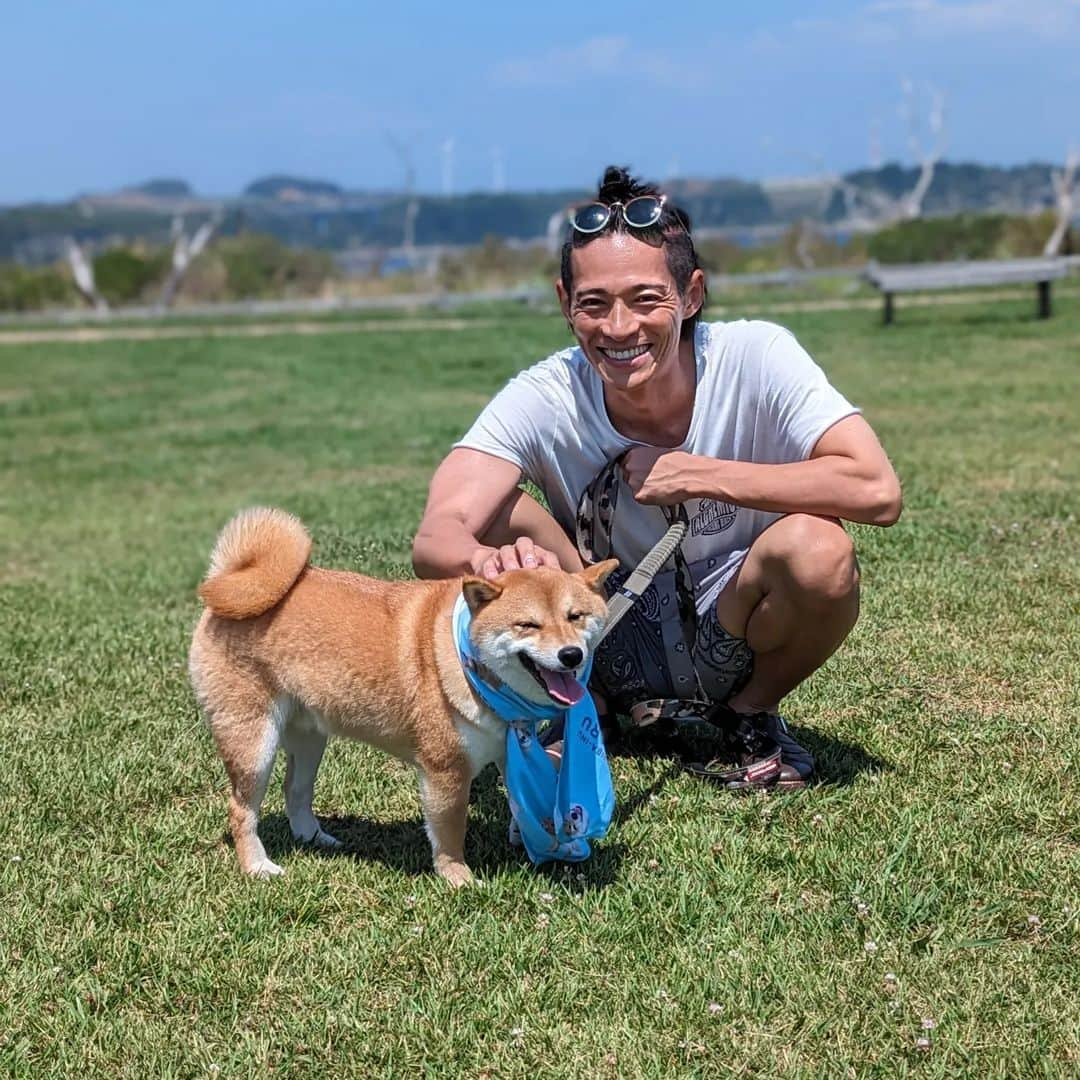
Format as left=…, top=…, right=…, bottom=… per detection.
left=558, top=645, right=584, bottom=670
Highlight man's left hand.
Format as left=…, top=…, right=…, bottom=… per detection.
left=622, top=448, right=707, bottom=505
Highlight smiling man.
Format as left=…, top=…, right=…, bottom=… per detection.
left=413, top=166, right=902, bottom=786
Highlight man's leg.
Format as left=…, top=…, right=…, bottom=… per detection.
left=479, top=488, right=584, bottom=571
left=715, top=514, right=860, bottom=716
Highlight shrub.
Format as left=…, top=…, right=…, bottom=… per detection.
left=92, top=248, right=168, bottom=304
left=865, top=212, right=1070, bottom=263
left=214, top=234, right=336, bottom=299
left=0, top=264, right=73, bottom=311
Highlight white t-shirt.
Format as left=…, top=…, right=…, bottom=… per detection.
left=456, top=319, right=859, bottom=598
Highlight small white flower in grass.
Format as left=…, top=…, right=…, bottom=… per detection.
left=10, top=855, right=21, bottom=863
left=208, top=1066, right=221, bottom=1077
left=647, top=858, right=660, bottom=871
left=921, top=1017, right=936, bottom=1030
left=856, top=902, right=869, bottom=918
left=576, top=872, right=586, bottom=883
left=539, top=892, right=554, bottom=903
left=883, top=972, right=899, bottom=993
left=411, top=924, right=423, bottom=936
left=404, top=894, right=417, bottom=907
left=537, top=913, right=550, bottom=929
left=811, top=814, right=824, bottom=827
left=915, top=1036, right=931, bottom=1051
left=509, top=1027, right=525, bottom=1039
left=1027, top=914, right=1042, bottom=929
left=708, top=1002, right=722, bottom=1015
left=864, top=940, right=878, bottom=953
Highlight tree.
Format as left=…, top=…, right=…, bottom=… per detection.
left=1043, top=149, right=1078, bottom=257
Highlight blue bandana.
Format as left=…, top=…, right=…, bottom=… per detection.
left=452, top=594, right=615, bottom=864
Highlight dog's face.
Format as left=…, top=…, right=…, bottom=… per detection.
left=463, top=561, right=618, bottom=708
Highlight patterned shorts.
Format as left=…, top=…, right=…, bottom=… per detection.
left=589, top=563, right=754, bottom=716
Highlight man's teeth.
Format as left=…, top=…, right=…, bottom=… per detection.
left=603, top=344, right=649, bottom=361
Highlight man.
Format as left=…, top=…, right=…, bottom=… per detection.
left=413, top=166, right=902, bottom=785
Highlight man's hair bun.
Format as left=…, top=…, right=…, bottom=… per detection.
left=597, top=165, right=659, bottom=204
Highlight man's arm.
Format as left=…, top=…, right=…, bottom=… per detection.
left=622, top=415, right=903, bottom=526
left=412, top=448, right=566, bottom=579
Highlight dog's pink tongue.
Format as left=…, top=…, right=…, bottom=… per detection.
left=538, top=668, right=586, bottom=707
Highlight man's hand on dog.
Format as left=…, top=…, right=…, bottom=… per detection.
left=473, top=537, right=563, bottom=580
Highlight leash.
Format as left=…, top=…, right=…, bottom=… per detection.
left=598, top=520, right=687, bottom=643
left=577, top=456, right=783, bottom=790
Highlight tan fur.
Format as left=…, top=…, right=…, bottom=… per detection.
left=198, top=507, right=312, bottom=619
left=189, top=507, right=616, bottom=886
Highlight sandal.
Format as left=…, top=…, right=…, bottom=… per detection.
left=628, top=699, right=788, bottom=790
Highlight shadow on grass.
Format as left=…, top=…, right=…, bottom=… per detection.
left=255, top=766, right=627, bottom=887
left=608, top=719, right=891, bottom=789
left=246, top=723, right=886, bottom=886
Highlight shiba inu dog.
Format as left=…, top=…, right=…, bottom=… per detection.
left=188, top=507, right=616, bottom=886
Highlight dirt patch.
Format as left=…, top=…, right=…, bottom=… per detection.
left=0, top=317, right=494, bottom=347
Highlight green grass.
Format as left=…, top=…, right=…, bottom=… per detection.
left=1, top=297, right=1078, bottom=1078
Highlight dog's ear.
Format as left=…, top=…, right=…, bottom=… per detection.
left=462, top=576, right=504, bottom=613
left=578, top=558, right=619, bottom=594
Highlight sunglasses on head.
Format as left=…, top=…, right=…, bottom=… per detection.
left=568, top=195, right=667, bottom=235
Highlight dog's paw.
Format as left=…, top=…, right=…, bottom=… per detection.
left=439, top=861, right=476, bottom=888
left=246, top=857, right=285, bottom=879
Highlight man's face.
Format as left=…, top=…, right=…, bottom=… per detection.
left=557, top=233, right=703, bottom=394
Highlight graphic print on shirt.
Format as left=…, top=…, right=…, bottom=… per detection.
left=690, top=498, right=738, bottom=537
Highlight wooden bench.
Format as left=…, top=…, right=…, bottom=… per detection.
left=864, top=258, right=1069, bottom=324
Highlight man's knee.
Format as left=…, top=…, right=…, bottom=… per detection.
left=763, top=515, right=859, bottom=605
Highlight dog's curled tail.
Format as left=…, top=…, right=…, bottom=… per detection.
left=198, top=507, right=312, bottom=619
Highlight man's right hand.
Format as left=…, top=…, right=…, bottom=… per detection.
left=471, top=537, right=563, bottom=580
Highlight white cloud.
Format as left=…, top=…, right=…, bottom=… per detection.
left=862, top=0, right=1080, bottom=39
left=490, top=35, right=706, bottom=91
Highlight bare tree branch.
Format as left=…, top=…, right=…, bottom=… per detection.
left=1044, top=148, right=1078, bottom=257
left=158, top=211, right=221, bottom=309
left=66, top=239, right=108, bottom=313
left=900, top=82, right=947, bottom=220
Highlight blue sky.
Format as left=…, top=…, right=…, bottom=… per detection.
left=4, top=0, right=1079, bottom=203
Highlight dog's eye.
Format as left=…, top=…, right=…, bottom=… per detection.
left=515, top=621, right=541, bottom=631
left=567, top=611, right=583, bottom=623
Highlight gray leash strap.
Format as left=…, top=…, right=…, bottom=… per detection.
left=598, top=521, right=687, bottom=643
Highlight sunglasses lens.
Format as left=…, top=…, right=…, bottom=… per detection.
left=623, top=196, right=663, bottom=228
left=571, top=203, right=611, bottom=233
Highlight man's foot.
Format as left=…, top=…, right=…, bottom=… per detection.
left=749, top=712, right=814, bottom=787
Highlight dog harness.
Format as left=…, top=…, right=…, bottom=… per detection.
left=452, top=594, right=615, bottom=865
left=577, top=456, right=784, bottom=788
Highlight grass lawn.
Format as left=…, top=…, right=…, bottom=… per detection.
left=1, top=297, right=1077, bottom=1077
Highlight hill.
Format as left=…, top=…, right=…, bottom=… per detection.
left=0, top=160, right=1070, bottom=264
